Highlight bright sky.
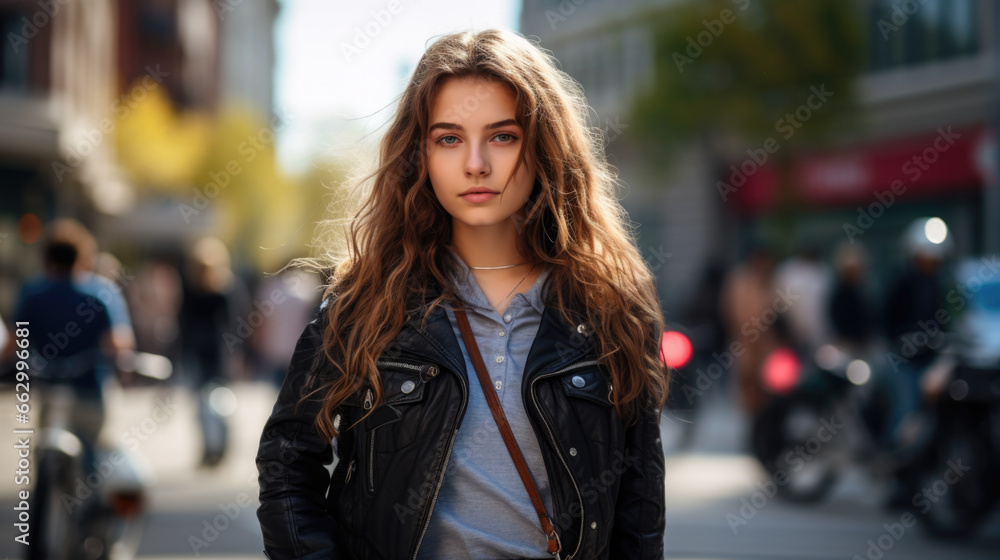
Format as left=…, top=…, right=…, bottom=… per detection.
left=275, top=0, right=522, bottom=173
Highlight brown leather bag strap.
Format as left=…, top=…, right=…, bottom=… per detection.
left=453, top=306, right=561, bottom=557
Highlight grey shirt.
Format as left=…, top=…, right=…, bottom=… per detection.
left=416, top=248, right=555, bottom=559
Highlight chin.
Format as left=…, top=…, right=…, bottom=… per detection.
left=456, top=218, right=505, bottom=228
left=453, top=212, right=513, bottom=228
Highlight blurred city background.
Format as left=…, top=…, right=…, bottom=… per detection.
left=1, top=0, right=999, bottom=558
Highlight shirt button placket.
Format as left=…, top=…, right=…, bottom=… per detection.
left=495, top=307, right=514, bottom=398
left=494, top=351, right=505, bottom=393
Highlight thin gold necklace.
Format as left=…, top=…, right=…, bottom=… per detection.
left=468, top=262, right=528, bottom=270
left=490, top=262, right=537, bottom=315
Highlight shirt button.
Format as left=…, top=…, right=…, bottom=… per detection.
left=572, top=375, right=585, bottom=388
left=498, top=330, right=506, bottom=337
left=591, top=522, right=597, bottom=530
left=401, top=380, right=415, bottom=394
left=494, top=380, right=503, bottom=391
left=569, top=447, right=577, bottom=456
left=495, top=355, right=504, bottom=364
left=503, top=314, right=512, bottom=323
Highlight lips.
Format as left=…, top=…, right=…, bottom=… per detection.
left=460, top=192, right=498, bottom=203
left=460, top=187, right=498, bottom=196
left=459, top=187, right=499, bottom=204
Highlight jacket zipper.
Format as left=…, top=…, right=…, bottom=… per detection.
left=376, top=359, right=424, bottom=373
left=410, top=366, right=468, bottom=560
left=362, top=389, right=375, bottom=492
left=530, top=358, right=599, bottom=560
left=368, top=429, right=377, bottom=492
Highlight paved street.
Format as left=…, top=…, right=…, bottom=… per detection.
left=659, top=388, right=1000, bottom=559
left=0, top=381, right=997, bottom=559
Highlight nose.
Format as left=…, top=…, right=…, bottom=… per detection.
left=464, top=143, right=490, bottom=177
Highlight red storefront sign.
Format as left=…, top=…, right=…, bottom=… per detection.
left=732, top=125, right=991, bottom=213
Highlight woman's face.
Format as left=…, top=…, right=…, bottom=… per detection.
left=426, top=76, right=535, bottom=230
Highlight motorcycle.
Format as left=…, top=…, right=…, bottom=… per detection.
left=897, top=260, right=1000, bottom=538
left=903, top=358, right=1000, bottom=538
left=749, top=341, right=893, bottom=503
left=28, top=349, right=171, bottom=560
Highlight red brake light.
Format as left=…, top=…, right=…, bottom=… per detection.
left=110, top=491, right=144, bottom=519
left=660, top=331, right=693, bottom=369
left=762, top=347, right=801, bottom=394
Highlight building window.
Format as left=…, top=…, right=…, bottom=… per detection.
left=0, top=10, right=30, bottom=91
left=868, top=0, right=980, bottom=71
left=140, top=2, right=177, bottom=43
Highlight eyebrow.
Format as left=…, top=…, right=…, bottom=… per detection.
left=428, top=119, right=520, bottom=134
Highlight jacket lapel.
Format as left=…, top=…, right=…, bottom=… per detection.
left=395, top=298, right=595, bottom=382
left=523, top=304, right=596, bottom=381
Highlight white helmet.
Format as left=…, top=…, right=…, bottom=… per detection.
left=903, top=217, right=953, bottom=261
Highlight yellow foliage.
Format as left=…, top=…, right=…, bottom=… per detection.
left=111, top=80, right=354, bottom=272
left=114, top=84, right=211, bottom=189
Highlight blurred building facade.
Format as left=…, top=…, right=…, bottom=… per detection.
left=0, top=0, right=278, bottom=316
left=118, top=0, right=220, bottom=111
left=219, top=0, right=279, bottom=119
left=522, top=0, right=997, bottom=316
left=522, top=0, right=733, bottom=319
left=731, top=0, right=995, bottom=294
left=0, top=0, right=123, bottom=311
left=105, top=0, right=281, bottom=261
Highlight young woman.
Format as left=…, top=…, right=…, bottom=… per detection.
left=256, top=28, right=669, bottom=560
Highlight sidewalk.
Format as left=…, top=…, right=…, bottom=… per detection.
left=0, top=381, right=280, bottom=559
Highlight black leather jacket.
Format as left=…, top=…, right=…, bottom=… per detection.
left=256, top=298, right=666, bottom=560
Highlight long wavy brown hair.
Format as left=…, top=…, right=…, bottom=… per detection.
left=306, top=29, right=669, bottom=441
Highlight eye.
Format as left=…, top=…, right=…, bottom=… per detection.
left=494, top=132, right=516, bottom=143
left=436, top=135, right=460, bottom=145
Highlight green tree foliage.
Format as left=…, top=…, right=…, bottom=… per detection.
left=631, top=0, right=865, bottom=151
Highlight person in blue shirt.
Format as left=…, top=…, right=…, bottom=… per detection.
left=19, top=219, right=136, bottom=353
left=14, top=227, right=118, bottom=467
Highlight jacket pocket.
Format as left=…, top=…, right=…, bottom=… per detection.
left=558, top=365, right=622, bottom=446
left=560, top=367, right=613, bottom=406
left=362, top=360, right=437, bottom=493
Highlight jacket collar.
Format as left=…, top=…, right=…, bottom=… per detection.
left=396, top=296, right=596, bottom=381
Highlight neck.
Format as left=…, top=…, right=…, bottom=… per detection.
left=449, top=219, right=528, bottom=268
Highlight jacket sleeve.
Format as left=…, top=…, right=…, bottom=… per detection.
left=608, top=402, right=666, bottom=559
left=256, top=301, right=349, bottom=559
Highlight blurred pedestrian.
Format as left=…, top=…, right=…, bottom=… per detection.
left=37, top=219, right=136, bottom=355
left=720, top=246, right=779, bottom=414
left=828, top=243, right=873, bottom=352
left=881, top=219, right=950, bottom=448
left=12, top=219, right=131, bottom=387
left=13, top=224, right=116, bottom=466
left=14, top=225, right=122, bottom=560
left=126, top=257, right=183, bottom=367
left=683, top=260, right=728, bottom=360
left=179, top=236, right=244, bottom=466
left=774, top=246, right=833, bottom=351
left=251, top=267, right=321, bottom=387
left=256, top=29, right=668, bottom=560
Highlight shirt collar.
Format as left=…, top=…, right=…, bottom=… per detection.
left=446, top=246, right=551, bottom=316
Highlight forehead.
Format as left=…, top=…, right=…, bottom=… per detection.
left=429, top=76, right=518, bottom=125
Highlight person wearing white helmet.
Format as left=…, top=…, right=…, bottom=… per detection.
left=882, top=217, right=952, bottom=450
